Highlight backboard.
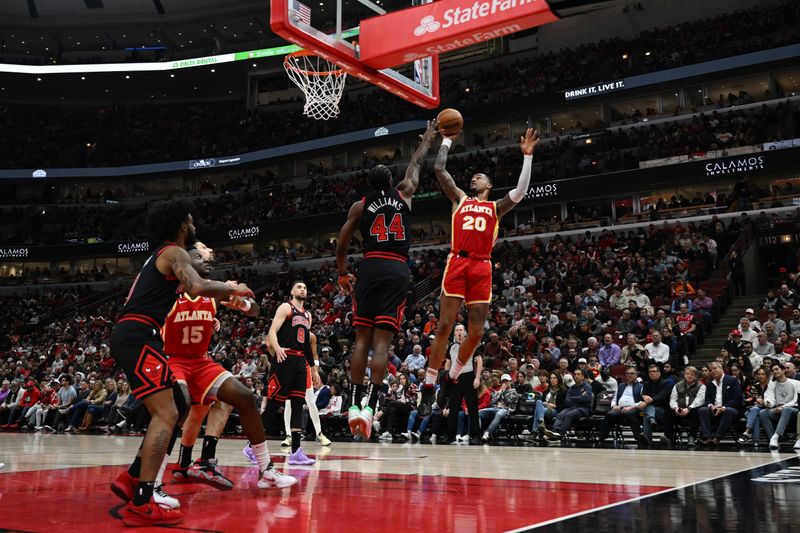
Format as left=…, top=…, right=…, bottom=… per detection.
left=270, top=0, right=441, bottom=109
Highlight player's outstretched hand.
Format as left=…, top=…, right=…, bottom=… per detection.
left=421, top=119, right=438, bottom=145
left=227, top=282, right=255, bottom=299
left=338, top=273, right=355, bottom=295
left=520, top=128, right=539, bottom=155
left=275, top=345, right=288, bottom=363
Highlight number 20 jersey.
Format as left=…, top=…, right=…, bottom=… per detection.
left=451, top=197, right=499, bottom=258
left=162, top=295, right=217, bottom=358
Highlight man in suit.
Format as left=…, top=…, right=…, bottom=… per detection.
left=597, top=367, right=645, bottom=447
left=697, top=361, right=743, bottom=446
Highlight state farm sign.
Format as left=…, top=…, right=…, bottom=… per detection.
left=359, top=0, right=558, bottom=68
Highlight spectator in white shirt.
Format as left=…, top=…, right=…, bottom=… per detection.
left=645, top=332, right=671, bottom=365
left=759, top=364, right=800, bottom=449
left=738, top=318, right=759, bottom=345
left=405, top=345, right=427, bottom=373
left=741, top=341, right=762, bottom=370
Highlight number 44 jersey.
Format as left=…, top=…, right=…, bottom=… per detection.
left=162, top=295, right=217, bottom=358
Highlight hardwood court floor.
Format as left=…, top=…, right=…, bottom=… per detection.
left=0, top=433, right=797, bottom=532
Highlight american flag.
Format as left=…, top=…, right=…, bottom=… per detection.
left=295, top=1, right=312, bottom=25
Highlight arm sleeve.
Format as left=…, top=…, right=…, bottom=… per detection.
left=508, top=155, right=533, bottom=203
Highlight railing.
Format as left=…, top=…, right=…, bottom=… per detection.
left=414, top=270, right=444, bottom=306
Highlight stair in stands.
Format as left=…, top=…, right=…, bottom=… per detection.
left=691, top=295, right=756, bottom=367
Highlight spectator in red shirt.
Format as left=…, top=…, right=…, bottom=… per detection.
left=675, top=304, right=697, bottom=355
left=2, top=380, right=40, bottom=428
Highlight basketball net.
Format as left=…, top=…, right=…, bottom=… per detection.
left=284, top=50, right=347, bottom=121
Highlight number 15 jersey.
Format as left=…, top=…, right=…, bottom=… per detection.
left=451, top=197, right=499, bottom=259
left=162, top=295, right=217, bottom=358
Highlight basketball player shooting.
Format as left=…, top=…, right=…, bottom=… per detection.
left=418, top=127, right=539, bottom=414
left=336, top=120, right=437, bottom=439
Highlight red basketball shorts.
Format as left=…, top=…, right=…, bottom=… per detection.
left=441, top=253, right=493, bottom=305
left=169, top=355, right=231, bottom=405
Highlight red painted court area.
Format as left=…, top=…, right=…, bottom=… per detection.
left=0, top=464, right=666, bottom=532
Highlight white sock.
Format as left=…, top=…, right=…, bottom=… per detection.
left=449, top=359, right=465, bottom=381
left=306, top=387, right=322, bottom=435
left=424, top=367, right=438, bottom=386
left=283, top=399, right=292, bottom=436
left=251, top=441, right=271, bottom=473
left=156, top=454, right=168, bottom=487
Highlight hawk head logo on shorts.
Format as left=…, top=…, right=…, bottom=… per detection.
left=414, top=15, right=441, bottom=36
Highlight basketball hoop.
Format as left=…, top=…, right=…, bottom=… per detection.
left=284, top=50, right=347, bottom=121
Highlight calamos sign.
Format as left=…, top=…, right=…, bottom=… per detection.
left=359, top=0, right=558, bottom=68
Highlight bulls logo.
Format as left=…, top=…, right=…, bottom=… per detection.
left=133, top=345, right=171, bottom=397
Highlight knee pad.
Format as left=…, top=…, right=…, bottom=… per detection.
left=172, top=382, right=191, bottom=427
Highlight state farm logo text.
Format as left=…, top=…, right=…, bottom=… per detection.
left=413, top=0, right=536, bottom=39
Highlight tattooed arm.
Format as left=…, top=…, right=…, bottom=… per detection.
left=157, top=246, right=254, bottom=300
left=433, top=136, right=467, bottom=206
left=396, top=119, right=438, bottom=203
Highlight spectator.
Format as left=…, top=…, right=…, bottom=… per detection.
left=598, top=334, right=622, bottom=368
left=2, top=380, right=40, bottom=429
left=693, top=289, right=714, bottom=334
left=547, top=368, right=593, bottom=442
left=641, top=364, right=671, bottom=446
left=670, top=289, right=693, bottom=314
left=529, top=371, right=567, bottom=441
left=738, top=318, right=758, bottom=345
left=405, top=345, right=427, bottom=373
left=759, top=363, right=800, bottom=449
left=737, top=366, right=770, bottom=446
left=674, top=304, right=697, bottom=355
left=766, top=308, right=786, bottom=335
left=645, top=331, right=671, bottom=365
left=597, top=367, right=645, bottom=447
left=662, top=366, right=705, bottom=448
left=741, top=341, right=761, bottom=371
left=754, top=332, right=776, bottom=358
left=698, top=362, right=744, bottom=446
left=478, top=374, right=519, bottom=442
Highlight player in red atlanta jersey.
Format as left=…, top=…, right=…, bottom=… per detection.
left=151, top=242, right=296, bottom=498
left=418, top=128, right=539, bottom=415
left=162, top=242, right=289, bottom=490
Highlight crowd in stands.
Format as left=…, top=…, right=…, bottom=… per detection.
left=2, top=96, right=797, bottom=249
left=8, top=213, right=797, bottom=450
left=0, top=1, right=798, bottom=169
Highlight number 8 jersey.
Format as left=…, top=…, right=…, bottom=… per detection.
left=162, top=295, right=217, bottom=358
left=451, top=197, right=499, bottom=259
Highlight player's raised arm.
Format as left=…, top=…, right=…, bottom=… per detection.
left=433, top=134, right=467, bottom=205
left=160, top=246, right=254, bottom=300
left=335, top=200, right=364, bottom=294
left=268, top=303, right=292, bottom=362
left=496, top=128, right=539, bottom=218
left=397, top=119, right=438, bottom=201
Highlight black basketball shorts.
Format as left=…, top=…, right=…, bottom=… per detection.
left=353, top=255, right=410, bottom=333
left=266, top=351, right=308, bottom=402
left=110, top=318, right=174, bottom=400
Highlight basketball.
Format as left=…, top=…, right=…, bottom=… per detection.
left=437, top=108, right=463, bottom=137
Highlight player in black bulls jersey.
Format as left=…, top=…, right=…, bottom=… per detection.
left=108, top=201, right=286, bottom=527
left=264, top=281, right=320, bottom=465
left=336, top=120, right=436, bottom=439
